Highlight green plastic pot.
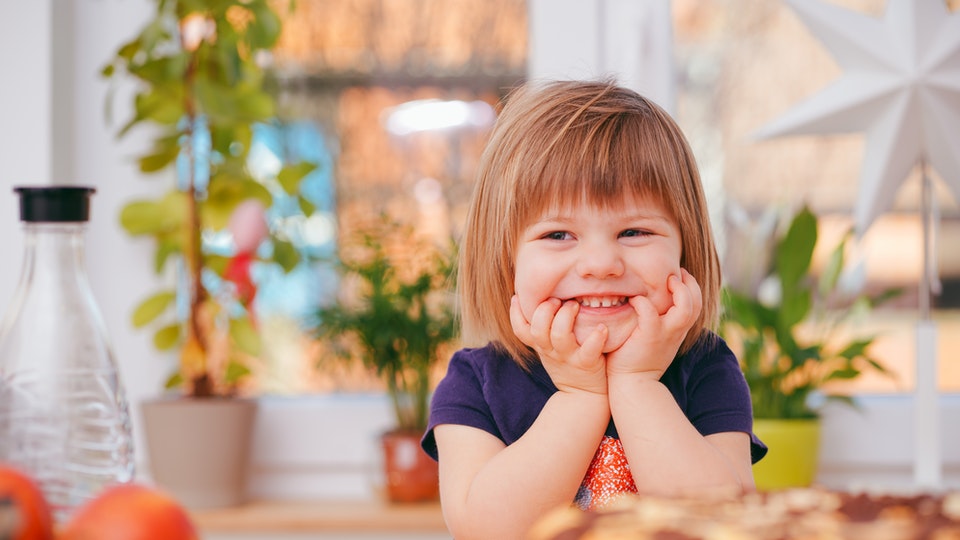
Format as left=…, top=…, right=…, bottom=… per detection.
left=752, top=418, right=821, bottom=491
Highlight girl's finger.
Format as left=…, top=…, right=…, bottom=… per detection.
left=579, top=323, right=608, bottom=359
left=528, top=297, right=562, bottom=343
left=509, top=295, right=535, bottom=345
left=627, top=294, right=659, bottom=323
left=663, top=271, right=702, bottom=330
left=550, top=300, right=580, bottom=347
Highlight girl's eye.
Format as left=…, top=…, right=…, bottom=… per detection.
left=543, top=231, right=570, bottom=241
left=620, top=229, right=650, bottom=238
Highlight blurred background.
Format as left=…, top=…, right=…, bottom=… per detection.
left=0, top=0, right=958, bottom=510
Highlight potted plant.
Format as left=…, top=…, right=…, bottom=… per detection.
left=315, top=218, right=458, bottom=503
left=101, top=0, right=317, bottom=508
left=720, top=205, right=899, bottom=490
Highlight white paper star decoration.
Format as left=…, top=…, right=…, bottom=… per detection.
left=755, top=0, right=960, bottom=235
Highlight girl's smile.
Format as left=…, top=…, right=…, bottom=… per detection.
left=513, top=196, right=683, bottom=353
left=575, top=296, right=628, bottom=308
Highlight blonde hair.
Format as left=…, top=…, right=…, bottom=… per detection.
left=459, top=79, right=721, bottom=366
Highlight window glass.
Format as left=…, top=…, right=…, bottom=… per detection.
left=672, top=0, right=960, bottom=393
left=246, top=0, right=527, bottom=394
left=258, top=0, right=960, bottom=395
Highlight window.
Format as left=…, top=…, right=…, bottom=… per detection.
left=243, top=0, right=527, bottom=394
left=672, top=0, right=960, bottom=393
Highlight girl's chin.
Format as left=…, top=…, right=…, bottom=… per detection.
left=574, top=319, right=636, bottom=353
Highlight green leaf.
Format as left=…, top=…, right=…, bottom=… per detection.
left=870, top=286, right=904, bottom=308
left=277, top=162, right=318, bottom=194
left=164, top=371, right=184, bottom=390
left=224, top=360, right=252, bottom=385
left=153, top=324, right=181, bottom=350
left=230, top=316, right=262, bottom=357
left=818, top=232, right=846, bottom=298
left=273, top=239, right=300, bottom=272
left=205, top=254, right=230, bottom=277
left=132, top=56, right=188, bottom=88
left=865, top=357, right=893, bottom=376
left=196, top=78, right=274, bottom=124
left=154, top=237, right=181, bottom=273
left=779, top=288, right=811, bottom=329
left=120, top=191, right=188, bottom=236
left=837, top=338, right=873, bottom=360
left=825, top=368, right=861, bottom=380
left=116, top=38, right=142, bottom=62
left=138, top=144, right=181, bottom=173
left=203, top=178, right=271, bottom=231
left=776, top=205, right=817, bottom=289
left=120, top=200, right=164, bottom=235
left=722, top=288, right=771, bottom=331
left=238, top=179, right=274, bottom=205
left=235, top=89, right=275, bottom=122
left=298, top=195, right=316, bottom=217
left=211, top=124, right=253, bottom=157
left=133, top=86, right=184, bottom=126
left=132, top=291, right=177, bottom=328
left=247, top=3, right=283, bottom=49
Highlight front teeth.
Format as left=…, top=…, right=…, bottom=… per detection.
left=578, top=296, right=627, bottom=308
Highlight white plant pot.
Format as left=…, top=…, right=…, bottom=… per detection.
left=141, top=397, right=258, bottom=509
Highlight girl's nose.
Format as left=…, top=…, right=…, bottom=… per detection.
left=576, top=242, right=625, bottom=278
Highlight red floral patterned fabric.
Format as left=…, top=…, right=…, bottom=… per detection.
left=574, top=436, right=638, bottom=510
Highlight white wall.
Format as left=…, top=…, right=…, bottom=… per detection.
left=527, top=0, right=676, bottom=114
left=0, top=0, right=173, bottom=477
left=0, top=0, right=53, bottom=310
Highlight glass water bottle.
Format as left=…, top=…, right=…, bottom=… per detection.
left=0, top=186, right=134, bottom=523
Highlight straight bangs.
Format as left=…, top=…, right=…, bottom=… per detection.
left=514, top=111, right=676, bottom=230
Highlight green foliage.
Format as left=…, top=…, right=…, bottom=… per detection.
left=720, top=205, right=900, bottom=419
left=102, top=0, right=314, bottom=397
left=315, top=222, right=459, bottom=432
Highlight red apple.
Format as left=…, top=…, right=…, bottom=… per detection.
left=0, top=464, right=54, bottom=540
left=59, top=484, right=199, bottom=540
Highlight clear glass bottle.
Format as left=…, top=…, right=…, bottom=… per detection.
left=0, top=186, right=134, bottom=523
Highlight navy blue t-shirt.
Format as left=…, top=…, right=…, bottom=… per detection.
left=421, top=333, right=767, bottom=463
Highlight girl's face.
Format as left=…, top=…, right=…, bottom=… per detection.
left=513, top=195, right=683, bottom=353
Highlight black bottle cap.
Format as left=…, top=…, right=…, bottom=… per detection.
left=13, top=186, right=96, bottom=223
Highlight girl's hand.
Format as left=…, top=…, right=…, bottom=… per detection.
left=605, top=269, right=702, bottom=381
left=510, top=295, right=608, bottom=395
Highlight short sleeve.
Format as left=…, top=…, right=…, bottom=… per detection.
left=420, top=349, right=501, bottom=460
left=683, top=339, right=768, bottom=463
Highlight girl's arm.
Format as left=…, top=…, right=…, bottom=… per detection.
left=608, top=376, right=754, bottom=497
left=433, top=296, right=613, bottom=538
left=606, top=271, right=753, bottom=496
left=434, top=389, right=609, bottom=540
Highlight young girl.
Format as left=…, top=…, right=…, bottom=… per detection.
left=421, top=80, right=766, bottom=539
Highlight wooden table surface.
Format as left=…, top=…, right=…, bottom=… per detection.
left=191, top=499, right=448, bottom=534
